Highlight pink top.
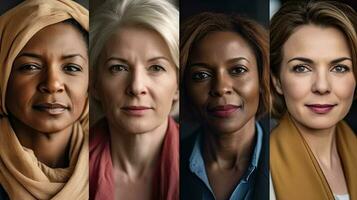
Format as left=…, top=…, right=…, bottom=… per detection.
left=89, top=117, right=179, bottom=200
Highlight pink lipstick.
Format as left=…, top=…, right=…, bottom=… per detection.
left=208, top=105, right=240, bottom=118
left=306, top=104, right=336, bottom=114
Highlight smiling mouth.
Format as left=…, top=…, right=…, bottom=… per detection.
left=305, top=104, right=337, bottom=114
left=208, top=104, right=241, bottom=118
left=33, top=103, right=68, bottom=115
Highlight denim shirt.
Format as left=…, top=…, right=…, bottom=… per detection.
left=188, top=123, right=263, bottom=200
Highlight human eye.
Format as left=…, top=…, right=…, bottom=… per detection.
left=231, top=65, right=248, bottom=75
left=331, top=64, right=350, bottom=73
left=191, top=71, right=212, bottom=81
left=148, top=64, right=166, bottom=72
left=18, top=63, right=41, bottom=72
left=63, top=64, right=83, bottom=73
left=292, top=64, right=311, bottom=73
left=109, top=64, right=128, bottom=73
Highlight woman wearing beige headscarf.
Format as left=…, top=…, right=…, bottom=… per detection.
left=0, top=0, right=89, bottom=199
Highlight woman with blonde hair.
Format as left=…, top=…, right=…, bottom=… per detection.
left=0, top=0, right=89, bottom=199
left=89, top=0, right=179, bottom=199
left=270, top=1, right=357, bottom=199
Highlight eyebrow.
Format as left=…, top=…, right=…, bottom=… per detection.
left=105, top=57, right=129, bottom=65
left=226, top=57, right=250, bottom=64
left=16, top=52, right=86, bottom=61
left=105, top=56, right=171, bottom=64
left=287, top=57, right=352, bottom=64
left=188, top=57, right=250, bottom=68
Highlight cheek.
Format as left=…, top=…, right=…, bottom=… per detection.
left=152, top=76, right=178, bottom=108
left=333, top=74, right=356, bottom=102
left=238, top=77, right=259, bottom=102
left=281, top=74, right=310, bottom=103
left=97, top=77, right=125, bottom=110
left=186, top=81, right=209, bottom=108
left=5, top=75, right=36, bottom=112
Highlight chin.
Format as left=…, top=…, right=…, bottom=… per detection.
left=298, top=117, right=339, bottom=131
left=29, top=121, right=72, bottom=134
left=206, top=120, right=248, bottom=135
left=120, top=120, right=163, bottom=134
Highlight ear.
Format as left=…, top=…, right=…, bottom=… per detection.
left=272, top=75, right=283, bottom=95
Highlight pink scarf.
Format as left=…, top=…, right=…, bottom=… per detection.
left=89, top=117, right=179, bottom=200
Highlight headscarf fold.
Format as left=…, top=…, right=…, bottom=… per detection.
left=270, top=113, right=357, bottom=200
left=0, top=0, right=89, bottom=199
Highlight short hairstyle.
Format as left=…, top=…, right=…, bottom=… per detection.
left=270, top=0, right=357, bottom=119
left=89, top=0, right=179, bottom=77
left=180, top=12, right=269, bottom=119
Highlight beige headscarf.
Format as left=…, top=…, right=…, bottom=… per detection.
left=0, top=0, right=89, bottom=199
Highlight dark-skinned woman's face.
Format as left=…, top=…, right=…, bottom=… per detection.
left=5, top=22, right=88, bottom=133
left=186, top=31, right=259, bottom=133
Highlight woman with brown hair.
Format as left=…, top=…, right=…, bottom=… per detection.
left=0, top=0, right=89, bottom=199
left=180, top=12, right=269, bottom=200
left=270, top=1, right=357, bottom=199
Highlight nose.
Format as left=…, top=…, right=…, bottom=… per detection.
left=209, top=71, right=233, bottom=97
left=126, top=67, right=148, bottom=96
left=311, top=69, right=331, bottom=95
left=38, top=66, right=64, bottom=94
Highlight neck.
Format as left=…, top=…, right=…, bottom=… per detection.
left=9, top=116, right=72, bottom=168
left=203, top=117, right=256, bottom=170
left=109, top=118, right=168, bottom=180
left=291, top=116, right=337, bottom=168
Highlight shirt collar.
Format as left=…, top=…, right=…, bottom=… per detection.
left=189, top=122, right=264, bottom=183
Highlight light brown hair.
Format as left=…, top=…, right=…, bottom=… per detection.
left=270, top=0, right=357, bottom=119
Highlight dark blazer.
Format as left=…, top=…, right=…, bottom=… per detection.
left=180, top=126, right=269, bottom=200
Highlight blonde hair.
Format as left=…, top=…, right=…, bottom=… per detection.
left=89, top=0, right=179, bottom=76
left=89, top=0, right=179, bottom=123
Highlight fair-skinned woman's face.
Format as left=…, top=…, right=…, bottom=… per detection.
left=95, top=26, right=178, bottom=134
left=186, top=31, right=259, bottom=134
left=273, top=25, right=356, bottom=130
left=5, top=22, right=89, bottom=133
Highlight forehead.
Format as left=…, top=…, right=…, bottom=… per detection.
left=189, top=31, right=256, bottom=63
left=19, top=22, right=87, bottom=54
left=283, top=25, right=351, bottom=61
left=102, top=25, right=172, bottom=60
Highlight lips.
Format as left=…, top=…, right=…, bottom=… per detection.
left=207, top=104, right=241, bottom=118
left=33, top=103, right=68, bottom=115
left=305, top=104, right=336, bottom=114
left=121, top=106, right=152, bottom=116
